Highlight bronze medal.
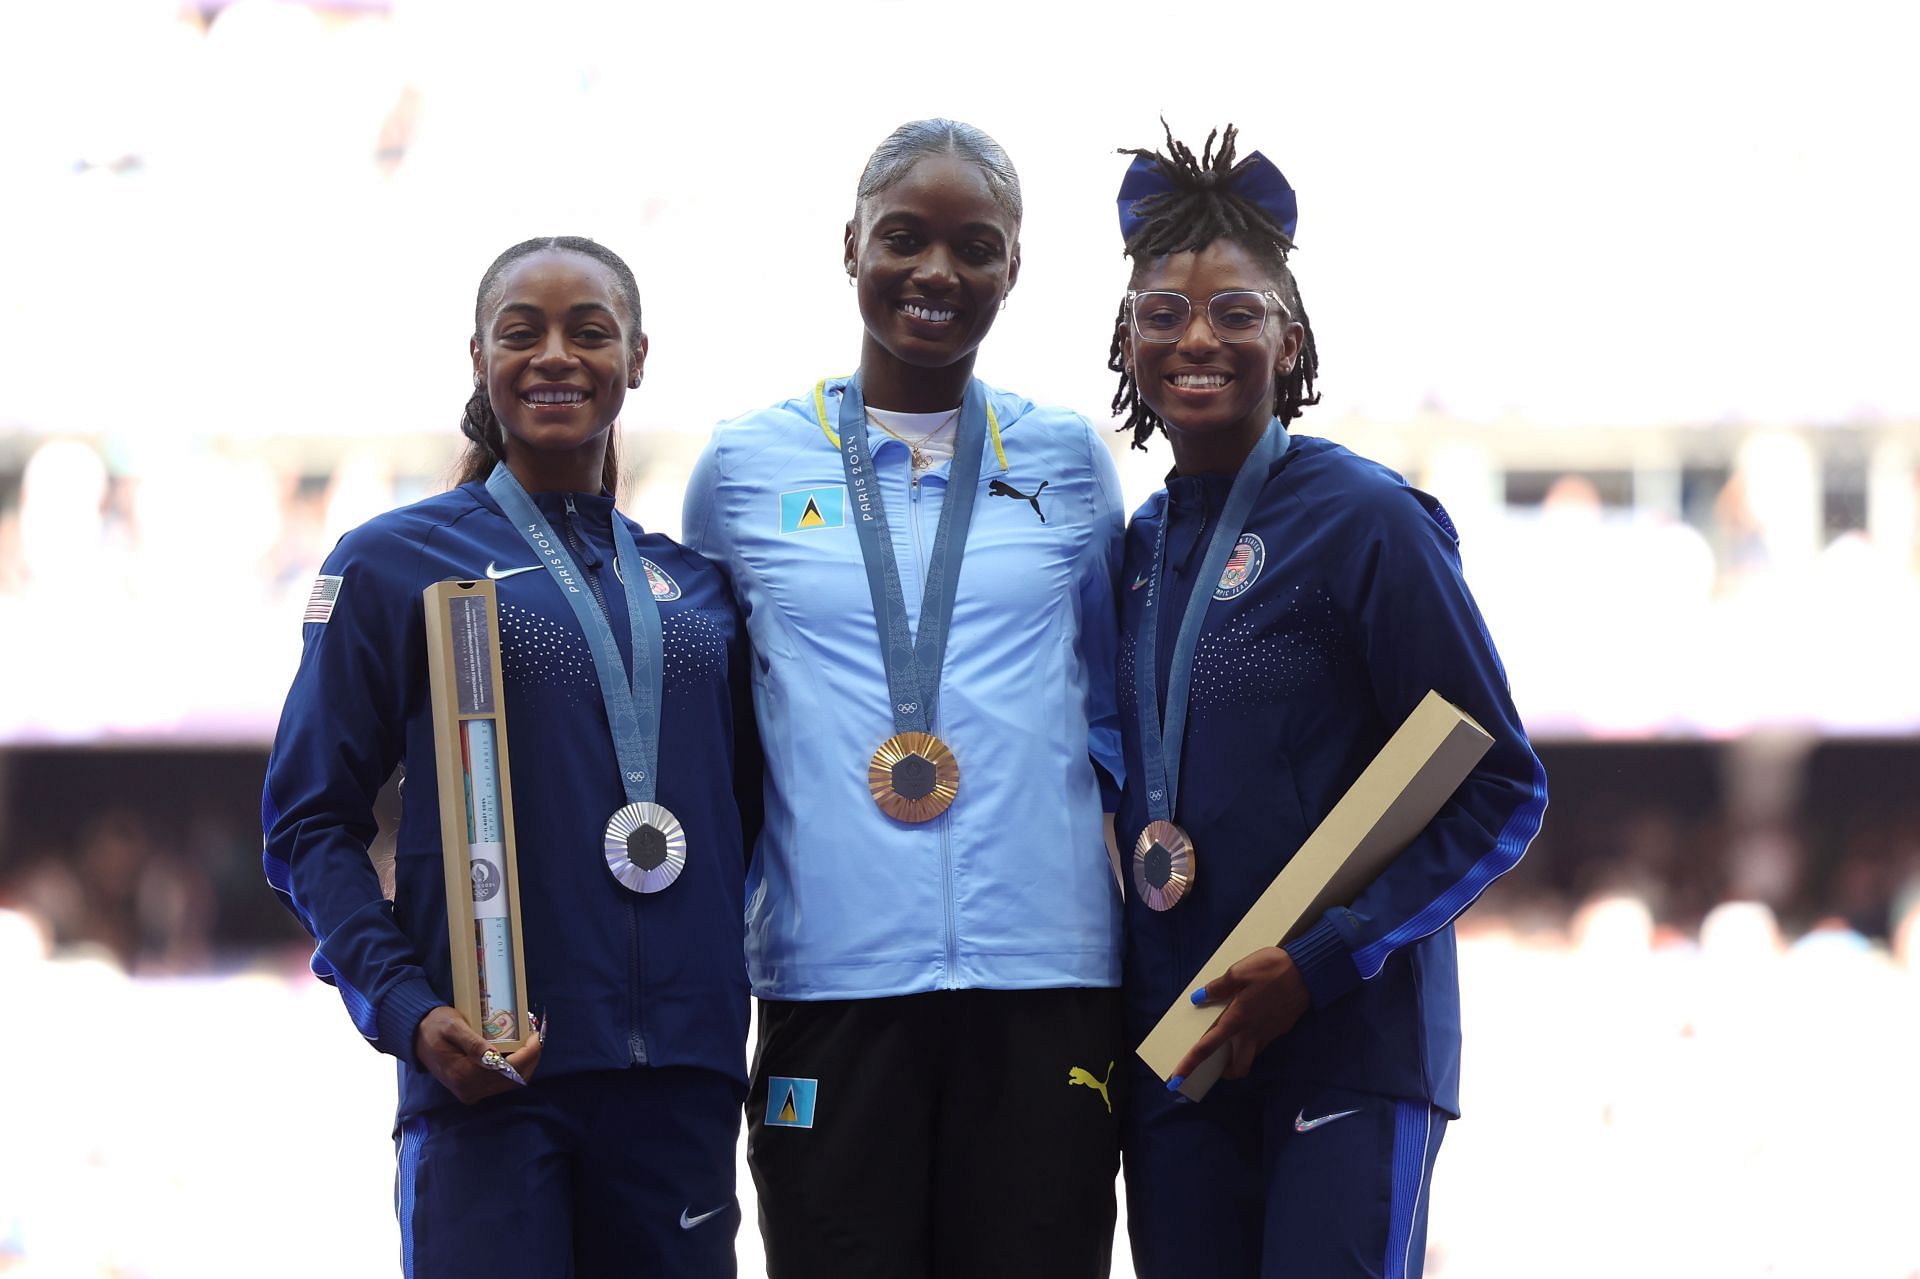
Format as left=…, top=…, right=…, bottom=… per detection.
left=1132, top=819, right=1195, bottom=911
left=868, top=732, right=960, bottom=824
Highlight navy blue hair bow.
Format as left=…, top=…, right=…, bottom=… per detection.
left=1116, top=150, right=1298, bottom=243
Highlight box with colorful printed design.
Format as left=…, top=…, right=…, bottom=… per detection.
left=423, top=577, right=533, bottom=1052
left=1137, top=691, right=1492, bottom=1100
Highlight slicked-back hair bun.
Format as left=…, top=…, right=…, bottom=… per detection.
left=854, top=119, right=1023, bottom=226
left=454, top=236, right=643, bottom=494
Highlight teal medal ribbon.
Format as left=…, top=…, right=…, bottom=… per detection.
left=485, top=463, right=685, bottom=892
left=836, top=374, right=988, bottom=823
left=1131, top=420, right=1288, bottom=909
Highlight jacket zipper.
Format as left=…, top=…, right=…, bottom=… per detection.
left=562, top=495, right=612, bottom=622
left=563, top=494, right=648, bottom=1064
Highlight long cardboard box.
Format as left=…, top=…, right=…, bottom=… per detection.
left=422, top=578, right=533, bottom=1051
left=1137, top=691, right=1492, bottom=1099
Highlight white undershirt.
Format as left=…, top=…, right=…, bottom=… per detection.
left=865, top=404, right=960, bottom=476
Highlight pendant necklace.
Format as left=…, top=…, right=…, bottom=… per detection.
left=866, top=408, right=960, bottom=472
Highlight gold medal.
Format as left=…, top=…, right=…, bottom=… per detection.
left=603, top=801, right=687, bottom=894
left=1132, top=819, right=1195, bottom=911
left=868, top=732, right=960, bottom=823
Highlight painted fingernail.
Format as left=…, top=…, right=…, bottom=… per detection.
left=1190, top=987, right=1208, bottom=1005
left=479, top=1049, right=527, bottom=1086
left=1167, top=1074, right=1185, bottom=1092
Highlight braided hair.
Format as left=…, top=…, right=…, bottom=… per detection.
left=453, top=236, right=644, bottom=493
left=1108, top=124, right=1320, bottom=451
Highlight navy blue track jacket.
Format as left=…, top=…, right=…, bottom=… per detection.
left=1116, top=436, right=1547, bottom=1115
left=263, top=483, right=758, bottom=1120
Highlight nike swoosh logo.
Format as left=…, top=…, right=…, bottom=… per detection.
left=679, top=1204, right=727, bottom=1230
left=486, top=562, right=542, bottom=580
left=1130, top=574, right=1149, bottom=591
left=1294, top=1107, right=1362, bottom=1133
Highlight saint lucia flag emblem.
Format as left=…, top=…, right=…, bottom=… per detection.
left=780, top=486, right=845, bottom=534
left=764, top=1077, right=818, bottom=1128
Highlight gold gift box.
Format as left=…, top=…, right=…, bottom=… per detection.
left=422, top=578, right=533, bottom=1051
left=1137, top=691, right=1493, bottom=1100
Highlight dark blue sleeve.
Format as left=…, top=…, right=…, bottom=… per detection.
left=260, top=526, right=446, bottom=1061
left=1287, top=483, right=1549, bottom=1008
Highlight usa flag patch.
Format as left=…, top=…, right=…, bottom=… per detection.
left=304, top=574, right=344, bottom=624
left=1213, top=534, right=1266, bottom=601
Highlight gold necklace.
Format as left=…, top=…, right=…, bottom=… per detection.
left=866, top=408, right=960, bottom=471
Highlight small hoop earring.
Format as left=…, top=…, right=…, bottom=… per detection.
left=847, top=275, right=856, bottom=288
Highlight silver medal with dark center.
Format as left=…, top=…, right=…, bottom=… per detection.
left=604, top=801, right=686, bottom=894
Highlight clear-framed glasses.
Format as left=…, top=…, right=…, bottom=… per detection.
left=1127, top=289, right=1292, bottom=344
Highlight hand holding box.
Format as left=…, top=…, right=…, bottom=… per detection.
left=1136, top=691, right=1492, bottom=1100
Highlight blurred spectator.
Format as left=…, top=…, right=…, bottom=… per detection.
left=1698, top=899, right=1784, bottom=961
left=0, top=501, right=21, bottom=594
left=17, top=438, right=115, bottom=594
left=0, top=812, right=213, bottom=973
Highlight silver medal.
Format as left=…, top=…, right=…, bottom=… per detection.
left=603, top=801, right=687, bottom=894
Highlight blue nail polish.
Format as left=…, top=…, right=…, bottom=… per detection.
left=1190, top=987, right=1207, bottom=1005
left=1167, top=1074, right=1185, bottom=1092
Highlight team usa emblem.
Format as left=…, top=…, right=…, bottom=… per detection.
left=616, top=555, right=682, bottom=600
left=639, top=558, right=680, bottom=602
left=1213, top=533, right=1265, bottom=600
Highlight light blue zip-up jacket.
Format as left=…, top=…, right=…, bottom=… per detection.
left=683, top=377, right=1126, bottom=1000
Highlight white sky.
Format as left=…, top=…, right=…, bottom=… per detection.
left=1, top=0, right=1916, bottom=444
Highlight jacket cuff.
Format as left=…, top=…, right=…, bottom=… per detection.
left=375, top=977, right=447, bottom=1065
left=1287, top=917, right=1363, bottom=1009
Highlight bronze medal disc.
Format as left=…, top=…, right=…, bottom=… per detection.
left=603, top=801, right=687, bottom=894
left=1132, top=820, right=1195, bottom=911
left=868, top=732, right=960, bottom=823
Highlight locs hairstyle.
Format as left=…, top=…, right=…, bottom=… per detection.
left=1108, top=124, right=1321, bottom=451
left=854, top=118, right=1024, bottom=225
left=453, top=236, right=644, bottom=493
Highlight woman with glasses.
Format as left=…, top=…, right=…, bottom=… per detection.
left=1107, top=125, right=1547, bottom=1278
left=683, top=119, right=1128, bottom=1277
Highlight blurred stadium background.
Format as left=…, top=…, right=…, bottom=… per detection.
left=3, top=0, right=1918, bottom=1275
